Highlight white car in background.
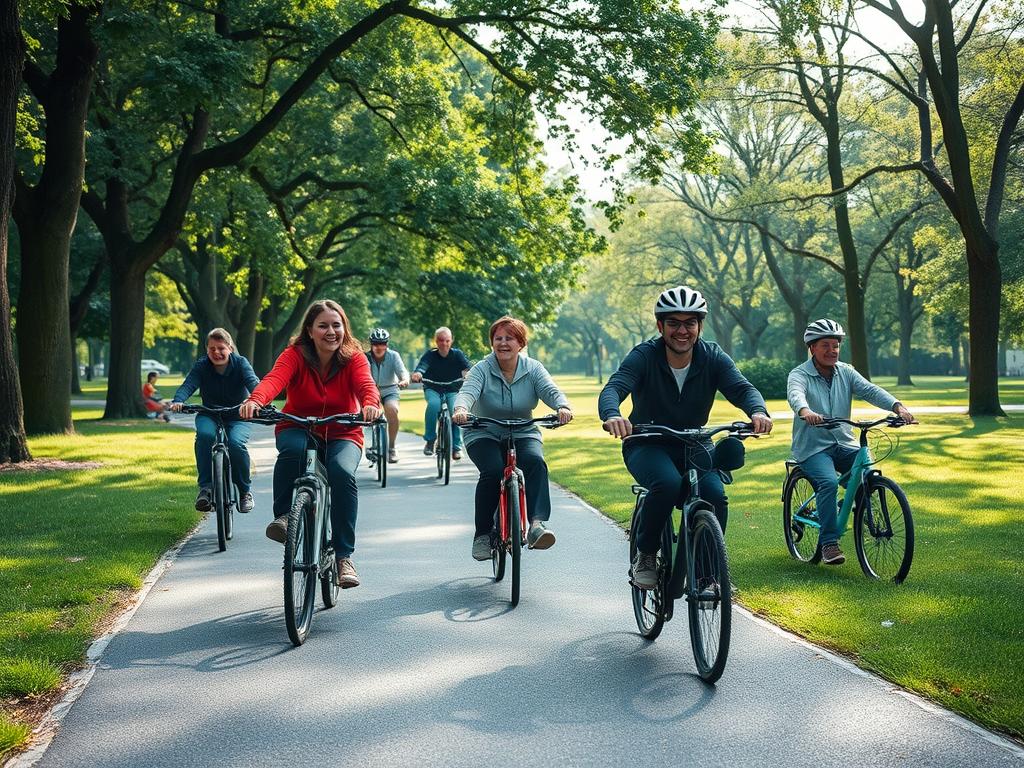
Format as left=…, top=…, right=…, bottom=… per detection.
left=141, top=359, right=170, bottom=375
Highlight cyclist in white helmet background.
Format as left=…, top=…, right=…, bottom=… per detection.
left=788, top=319, right=916, bottom=565
left=599, top=285, right=773, bottom=589
left=366, top=328, right=410, bottom=463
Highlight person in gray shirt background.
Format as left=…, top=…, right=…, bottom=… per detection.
left=366, top=328, right=410, bottom=462
left=788, top=318, right=916, bottom=566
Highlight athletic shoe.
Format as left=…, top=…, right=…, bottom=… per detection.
left=527, top=520, right=556, bottom=550
left=822, top=542, right=845, bottom=565
left=337, top=558, right=360, bottom=588
left=265, top=515, right=288, bottom=544
left=423, top=440, right=435, bottom=456
left=240, top=492, right=254, bottom=513
left=472, top=535, right=491, bottom=561
left=195, top=487, right=213, bottom=512
left=631, top=551, right=658, bottom=589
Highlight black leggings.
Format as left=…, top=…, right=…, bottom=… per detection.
left=466, top=438, right=552, bottom=537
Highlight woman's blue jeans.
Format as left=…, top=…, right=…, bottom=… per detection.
left=272, top=429, right=362, bottom=558
left=799, top=445, right=860, bottom=546
left=423, top=388, right=463, bottom=450
left=195, top=415, right=252, bottom=494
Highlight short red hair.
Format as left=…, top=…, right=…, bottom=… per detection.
left=489, top=316, right=529, bottom=347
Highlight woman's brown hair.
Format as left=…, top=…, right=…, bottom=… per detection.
left=290, top=299, right=363, bottom=374
left=489, top=316, right=529, bottom=347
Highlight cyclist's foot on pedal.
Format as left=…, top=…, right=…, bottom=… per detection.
left=337, top=558, right=360, bottom=588
left=265, top=515, right=288, bottom=544
left=631, top=551, right=658, bottom=589
left=240, top=492, right=254, bottom=513
left=452, top=449, right=462, bottom=460
left=195, top=487, right=212, bottom=512
left=388, top=448, right=398, bottom=463
left=527, top=520, right=555, bottom=550
left=423, top=440, right=435, bottom=456
left=472, top=535, right=491, bottom=561
left=822, top=542, right=845, bottom=565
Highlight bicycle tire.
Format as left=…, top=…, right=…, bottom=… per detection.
left=378, top=422, right=388, bottom=489
left=223, top=456, right=235, bottom=542
left=435, top=415, right=446, bottom=479
left=212, top=452, right=228, bottom=552
left=629, top=498, right=666, bottom=640
left=284, top=491, right=317, bottom=646
left=854, top=475, right=914, bottom=584
left=509, top=476, right=522, bottom=607
left=492, top=496, right=506, bottom=582
left=687, top=509, right=732, bottom=684
left=783, top=468, right=821, bottom=564
left=373, top=425, right=383, bottom=482
left=320, top=513, right=339, bottom=608
left=441, top=415, right=453, bottom=485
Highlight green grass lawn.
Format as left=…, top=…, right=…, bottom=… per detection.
left=0, top=414, right=200, bottom=758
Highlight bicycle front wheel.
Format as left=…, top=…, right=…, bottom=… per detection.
left=442, top=416, right=452, bottom=486
left=687, top=509, right=732, bottom=684
left=509, top=477, right=522, bottom=607
left=855, top=476, right=914, bottom=584
left=223, top=458, right=235, bottom=542
left=284, top=491, right=318, bottom=646
left=435, top=416, right=446, bottom=479
left=212, top=452, right=228, bottom=552
left=783, top=468, right=820, bottom=564
left=377, top=423, right=388, bottom=488
left=629, top=499, right=667, bottom=640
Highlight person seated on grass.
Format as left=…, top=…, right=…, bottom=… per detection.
left=142, top=371, right=172, bottom=423
left=170, top=328, right=261, bottom=515
left=787, top=318, right=916, bottom=566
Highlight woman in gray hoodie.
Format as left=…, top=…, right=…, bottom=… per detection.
left=453, top=316, right=573, bottom=561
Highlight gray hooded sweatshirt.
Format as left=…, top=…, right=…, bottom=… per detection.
left=454, top=353, right=570, bottom=446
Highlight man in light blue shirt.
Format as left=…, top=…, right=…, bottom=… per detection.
left=787, top=319, right=915, bottom=565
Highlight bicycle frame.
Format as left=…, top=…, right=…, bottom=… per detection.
left=496, top=434, right=528, bottom=547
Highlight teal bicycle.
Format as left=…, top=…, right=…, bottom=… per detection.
left=782, top=415, right=914, bottom=583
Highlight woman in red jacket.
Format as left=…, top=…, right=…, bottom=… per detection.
left=240, top=300, right=381, bottom=588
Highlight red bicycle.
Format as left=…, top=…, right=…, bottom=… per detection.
left=463, top=414, right=562, bottom=607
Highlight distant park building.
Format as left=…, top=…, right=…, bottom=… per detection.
left=1007, top=349, right=1024, bottom=377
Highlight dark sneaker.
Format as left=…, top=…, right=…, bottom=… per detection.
left=195, top=487, right=213, bottom=512
left=423, top=440, right=435, bottom=456
left=822, top=542, right=846, bottom=565
left=631, top=551, right=658, bottom=590
left=388, top=448, right=398, bottom=463
left=472, top=535, right=491, bottom=561
left=240, top=492, right=254, bottom=513
left=452, top=449, right=462, bottom=461
left=527, top=520, right=556, bottom=550
left=265, top=515, right=288, bottom=544
left=337, top=558, right=360, bottom=588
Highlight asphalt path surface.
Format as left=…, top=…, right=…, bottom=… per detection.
left=31, top=425, right=1023, bottom=767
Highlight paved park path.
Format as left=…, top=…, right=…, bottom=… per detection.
left=19, top=426, right=1024, bottom=767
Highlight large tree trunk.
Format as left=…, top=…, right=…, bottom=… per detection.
left=0, top=0, right=31, bottom=462
left=103, top=263, right=148, bottom=418
left=71, top=340, right=82, bottom=394
left=967, top=249, right=1001, bottom=413
left=13, top=6, right=98, bottom=434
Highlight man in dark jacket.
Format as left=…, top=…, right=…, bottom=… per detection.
left=599, top=286, right=773, bottom=588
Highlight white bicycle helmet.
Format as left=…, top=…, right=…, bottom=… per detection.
left=368, top=327, right=390, bottom=344
left=654, top=285, right=708, bottom=318
left=803, top=318, right=846, bottom=344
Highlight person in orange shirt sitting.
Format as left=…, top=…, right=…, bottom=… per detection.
left=240, top=300, right=381, bottom=588
left=143, top=371, right=171, bottom=422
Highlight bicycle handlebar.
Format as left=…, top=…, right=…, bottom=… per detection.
left=814, top=415, right=912, bottom=431
left=178, top=404, right=242, bottom=419
left=462, top=414, right=563, bottom=430
left=619, top=421, right=759, bottom=443
left=419, top=378, right=464, bottom=388
left=248, top=405, right=377, bottom=428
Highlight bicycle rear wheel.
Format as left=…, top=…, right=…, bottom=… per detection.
left=783, top=468, right=820, bottom=564
left=441, top=415, right=452, bottom=485
left=212, top=452, right=228, bottom=552
left=629, top=499, right=667, bottom=640
left=320, top=515, right=339, bottom=608
left=492, top=500, right=507, bottom=582
left=855, top=476, right=914, bottom=584
left=687, top=509, right=732, bottom=684
left=509, top=476, right=522, bottom=607
left=284, top=491, right=317, bottom=646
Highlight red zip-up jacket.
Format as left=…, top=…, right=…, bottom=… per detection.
left=248, top=345, right=380, bottom=447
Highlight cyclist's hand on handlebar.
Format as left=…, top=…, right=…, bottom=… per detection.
left=799, top=408, right=824, bottom=426
left=557, top=407, right=573, bottom=426
left=751, top=413, right=773, bottom=434
left=398, top=379, right=409, bottom=389
left=895, top=404, right=916, bottom=424
left=603, top=417, right=632, bottom=439
left=411, top=372, right=422, bottom=383
left=170, top=402, right=184, bottom=413
left=362, top=405, right=383, bottom=422
left=239, top=399, right=260, bottom=419
left=452, top=407, right=470, bottom=425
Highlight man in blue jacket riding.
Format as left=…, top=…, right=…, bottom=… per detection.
left=599, top=286, right=773, bottom=589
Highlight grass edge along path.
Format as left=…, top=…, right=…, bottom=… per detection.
left=536, top=376, right=1024, bottom=741
left=0, top=416, right=201, bottom=760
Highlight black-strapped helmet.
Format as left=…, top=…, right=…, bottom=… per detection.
left=803, top=318, right=846, bottom=344
left=368, top=327, right=390, bottom=344
left=654, top=285, right=708, bottom=318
